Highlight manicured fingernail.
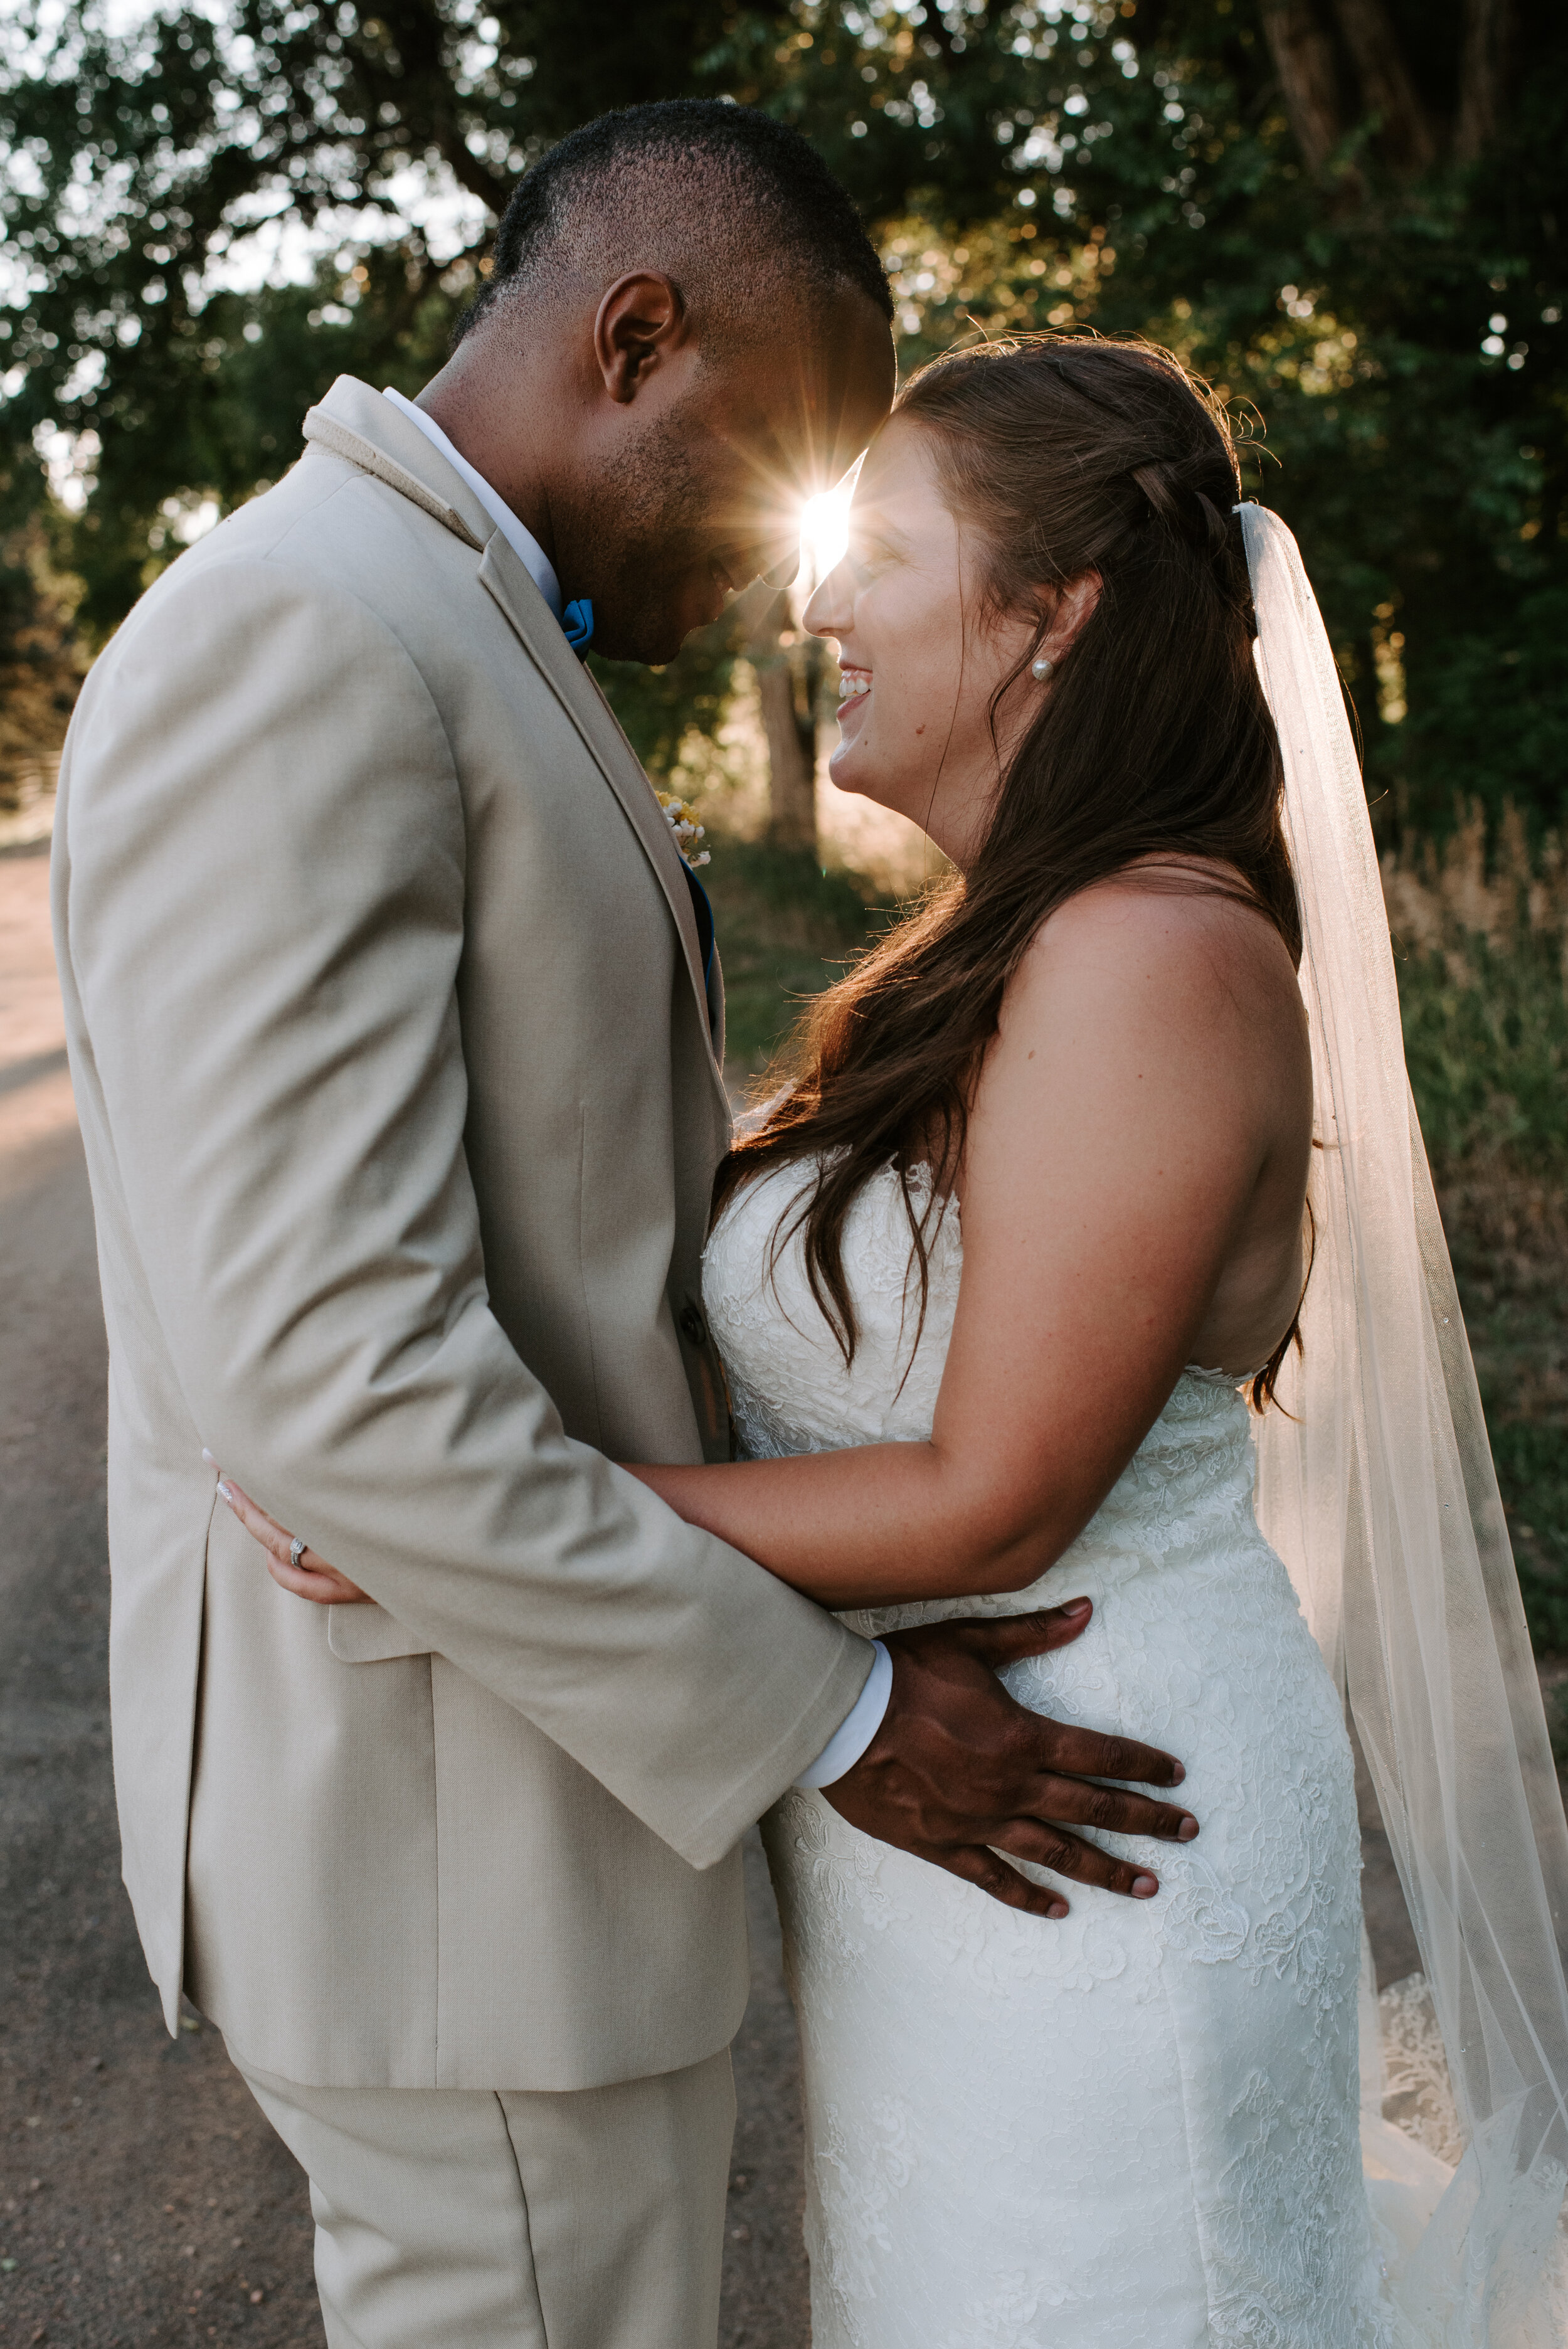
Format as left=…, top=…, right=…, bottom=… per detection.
left=1132, top=1874, right=1158, bottom=1897
left=1178, top=1815, right=1199, bottom=1842
left=216, top=1480, right=234, bottom=1504
left=1063, top=1597, right=1091, bottom=1618
left=201, top=1449, right=216, bottom=1466
left=1046, top=1899, right=1069, bottom=1920
left=1170, top=1762, right=1186, bottom=1784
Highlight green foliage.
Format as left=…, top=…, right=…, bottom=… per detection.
left=1446, top=1214, right=1568, bottom=1658
left=0, top=511, right=85, bottom=780
left=702, top=834, right=884, bottom=1072
left=1386, top=807, right=1568, bottom=1174
left=1500, top=1421, right=1568, bottom=1653
left=1377, top=823, right=1568, bottom=1647
left=1395, top=585, right=1568, bottom=839
left=0, top=0, right=788, bottom=637
left=4, top=1, right=1565, bottom=813
left=588, top=606, right=748, bottom=783
left=1401, top=928, right=1568, bottom=1169
left=765, top=1, right=1567, bottom=843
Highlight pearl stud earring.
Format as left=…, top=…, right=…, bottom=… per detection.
left=1031, top=654, right=1055, bottom=680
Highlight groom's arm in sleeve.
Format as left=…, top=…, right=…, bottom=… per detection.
left=60, top=555, right=874, bottom=1867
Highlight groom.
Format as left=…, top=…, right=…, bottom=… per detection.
left=53, top=102, right=1194, bottom=2348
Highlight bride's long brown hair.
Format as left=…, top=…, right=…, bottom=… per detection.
left=714, top=334, right=1304, bottom=1408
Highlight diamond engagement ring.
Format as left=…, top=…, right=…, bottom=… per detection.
left=289, top=1535, right=308, bottom=1571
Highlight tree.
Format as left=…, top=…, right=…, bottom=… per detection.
left=723, top=0, right=1565, bottom=839
left=0, top=0, right=788, bottom=632
left=750, top=591, right=828, bottom=849
left=3, top=0, right=1564, bottom=837
left=0, top=511, right=85, bottom=795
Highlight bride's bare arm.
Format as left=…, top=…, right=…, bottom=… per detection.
left=626, top=883, right=1309, bottom=1609
left=213, top=885, right=1309, bottom=1615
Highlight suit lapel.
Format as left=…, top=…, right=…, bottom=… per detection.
left=297, top=381, right=726, bottom=1095
left=477, top=546, right=724, bottom=1084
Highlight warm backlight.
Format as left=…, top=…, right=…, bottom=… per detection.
left=798, top=471, right=858, bottom=590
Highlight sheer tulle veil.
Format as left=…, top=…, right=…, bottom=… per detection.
left=1241, top=504, right=1568, bottom=2342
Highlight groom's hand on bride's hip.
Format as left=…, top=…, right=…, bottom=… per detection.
left=822, top=1599, right=1197, bottom=1918
left=209, top=1475, right=1195, bottom=1915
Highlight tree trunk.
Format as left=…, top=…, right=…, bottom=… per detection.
left=1454, top=0, right=1515, bottom=162
left=1328, top=0, right=1437, bottom=173
left=750, top=592, right=818, bottom=853
left=1258, top=0, right=1346, bottom=181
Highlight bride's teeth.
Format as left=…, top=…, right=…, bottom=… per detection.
left=839, top=672, right=869, bottom=704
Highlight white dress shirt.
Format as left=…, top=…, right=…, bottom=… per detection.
left=793, top=1634, right=892, bottom=1787
left=382, top=384, right=894, bottom=1790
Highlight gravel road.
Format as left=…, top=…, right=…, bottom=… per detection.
left=1, top=829, right=1425, bottom=2347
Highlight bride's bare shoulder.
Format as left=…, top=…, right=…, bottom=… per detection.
left=997, top=860, right=1307, bottom=1078
left=1025, top=861, right=1300, bottom=997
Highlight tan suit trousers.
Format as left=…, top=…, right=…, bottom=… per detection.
left=234, top=2047, right=736, bottom=2349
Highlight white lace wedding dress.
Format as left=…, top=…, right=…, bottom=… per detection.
left=703, top=1157, right=1394, bottom=2349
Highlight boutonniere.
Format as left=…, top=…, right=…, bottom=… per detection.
left=656, top=791, right=710, bottom=869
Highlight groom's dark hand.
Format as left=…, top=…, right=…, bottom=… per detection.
left=824, top=1599, right=1196, bottom=1917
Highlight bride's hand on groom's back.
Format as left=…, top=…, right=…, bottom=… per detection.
left=206, top=1463, right=373, bottom=1605
left=824, top=1600, right=1197, bottom=1917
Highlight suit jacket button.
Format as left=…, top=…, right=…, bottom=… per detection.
left=679, top=1304, right=705, bottom=1346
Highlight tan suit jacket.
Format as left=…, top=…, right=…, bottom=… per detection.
left=52, top=375, right=872, bottom=2091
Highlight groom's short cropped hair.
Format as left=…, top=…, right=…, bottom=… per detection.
left=458, top=100, right=893, bottom=345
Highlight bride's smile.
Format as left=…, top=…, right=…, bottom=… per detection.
left=805, top=413, right=1098, bottom=869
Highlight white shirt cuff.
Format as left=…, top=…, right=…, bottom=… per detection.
left=793, top=1640, right=893, bottom=1789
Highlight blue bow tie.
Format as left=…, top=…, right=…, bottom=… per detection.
left=563, top=598, right=593, bottom=657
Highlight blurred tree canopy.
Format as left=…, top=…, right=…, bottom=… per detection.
left=1, top=0, right=1562, bottom=835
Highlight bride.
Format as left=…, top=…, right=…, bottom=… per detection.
left=221, top=336, right=1568, bottom=2344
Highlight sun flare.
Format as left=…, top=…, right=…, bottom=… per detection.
left=798, top=469, right=859, bottom=590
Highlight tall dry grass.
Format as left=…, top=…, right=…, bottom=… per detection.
left=1384, top=808, right=1568, bottom=1649
left=1385, top=805, right=1568, bottom=1169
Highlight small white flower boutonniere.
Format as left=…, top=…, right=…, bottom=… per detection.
left=656, top=791, right=711, bottom=868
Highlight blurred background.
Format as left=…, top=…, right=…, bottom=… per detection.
left=0, top=1, right=1564, bottom=2340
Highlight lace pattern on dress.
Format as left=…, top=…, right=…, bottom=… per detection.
left=708, top=1158, right=1394, bottom=2349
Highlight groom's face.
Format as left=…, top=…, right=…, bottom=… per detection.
left=574, top=287, right=895, bottom=665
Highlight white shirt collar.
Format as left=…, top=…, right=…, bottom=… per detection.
left=382, top=387, right=563, bottom=620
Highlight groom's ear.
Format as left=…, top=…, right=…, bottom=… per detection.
left=593, top=272, right=691, bottom=406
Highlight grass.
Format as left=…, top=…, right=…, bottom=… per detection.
left=701, top=809, right=1568, bottom=1657
left=704, top=837, right=889, bottom=1078
left=1399, top=931, right=1568, bottom=1166
left=1387, top=809, right=1568, bottom=1653
left=1437, top=1169, right=1568, bottom=1648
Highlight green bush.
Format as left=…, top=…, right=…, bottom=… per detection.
left=704, top=838, right=887, bottom=1076
left=1492, top=1424, right=1568, bottom=1656
left=1387, top=824, right=1568, bottom=1653
left=1401, top=929, right=1568, bottom=1171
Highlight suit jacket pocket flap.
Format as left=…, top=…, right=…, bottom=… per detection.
left=327, top=1603, right=431, bottom=1664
